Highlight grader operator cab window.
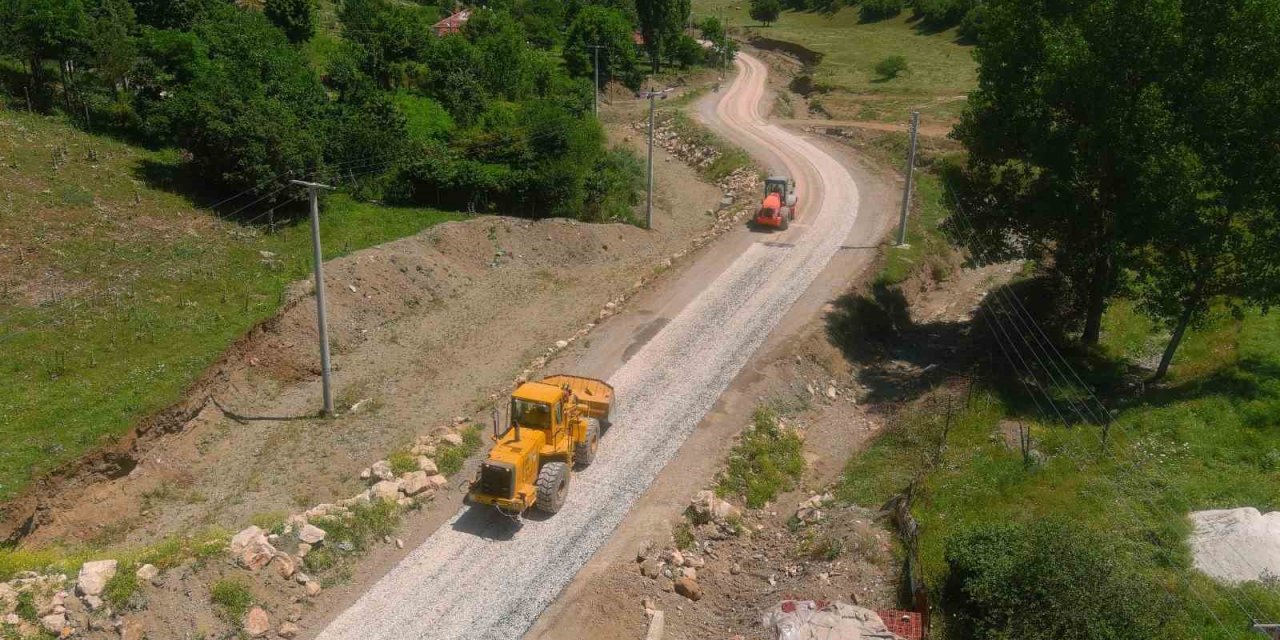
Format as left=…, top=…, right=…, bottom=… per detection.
left=511, top=399, right=551, bottom=429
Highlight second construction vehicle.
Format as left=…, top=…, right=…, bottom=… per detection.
left=467, top=374, right=614, bottom=515
left=753, top=175, right=798, bottom=230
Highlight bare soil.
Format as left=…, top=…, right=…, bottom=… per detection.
left=3, top=92, right=726, bottom=552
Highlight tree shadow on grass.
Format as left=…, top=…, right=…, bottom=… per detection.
left=133, top=158, right=308, bottom=224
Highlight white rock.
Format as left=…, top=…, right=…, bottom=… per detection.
left=370, top=460, right=394, bottom=482
left=398, top=471, right=430, bottom=496
left=231, top=526, right=267, bottom=555
left=369, top=480, right=400, bottom=502
left=135, top=564, right=159, bottom=583
left=417, top=457, right=438, bottom=474
left=359, top=468, right=372, bottom=480
left=39, top=612, right=65, bottom=635
left=298, top=524, right=327, bottom=545
left=825, top=385, right=838, bottom=400
left=665, top=549, right=684, bottom=567
left=441, top=433, right=464, bottom=447
left=555, top=340, right=569, bottom=349
left=76, top=559, right=118, bottom=597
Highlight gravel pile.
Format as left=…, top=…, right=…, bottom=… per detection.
left=315, top=52, right=862, bottom=640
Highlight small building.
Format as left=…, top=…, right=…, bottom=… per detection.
left=433, top=9, right=470, bottom=36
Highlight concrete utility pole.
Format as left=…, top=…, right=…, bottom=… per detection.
left=640, top=87, right=673, bottom=230
left=589, top=44, right=606, bottom=117
left=290, top=179, right=336, bottom=417
left=896, top=111, right=921, bottom=247
left=721, top=13, right=729, bottom=80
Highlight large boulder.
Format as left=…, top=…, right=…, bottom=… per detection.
left=369, top=480, right=400, bottom=503
left=673, top=577, right=702, bottom=601
left=230, top=527, right=277, bottom=571
left=75, top=560, right=118, bottom=597
left=244, top=607, right=270, bottom=638
left=398, top=471, right=430, bottom=496
left=690, top=490, right=739, bottom=523
left=298, top=524, right=327, bottom=545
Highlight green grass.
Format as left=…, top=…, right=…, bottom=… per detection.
left=103, top=565, right=140, bottom=610
left=436, top=425, right=484, bottom=476
left=209, top=577, right=254, bottom=623
left=716, top=406, right=805, bottom=508
left=837, top=310, right=1280, bottom=638
left=693, top=1, right=977, bottom=122
left=0, top=109, right=462, bottom=501
left=303, top=500, right=401, bottom=578
left=878, top=171, right=952, bottom=286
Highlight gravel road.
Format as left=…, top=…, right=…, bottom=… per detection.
left=314, top=52, right=863, bottom=640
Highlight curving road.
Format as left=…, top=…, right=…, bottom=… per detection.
left=313, top=52, right=863, bottom=640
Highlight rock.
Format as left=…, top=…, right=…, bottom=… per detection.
left=305, top=581, right=322, bottom=597
left=245, top=607, right=270, bottom=637
left=682, top=567, right=697, bottom=580
left=370, top=460, right=394, bottom=482
left=664, top=549, right=684, bottom=567
left=293, top=573, right=311, bottom=585
left=135, top=564, right=159, bottom=583
left=441, top=433, right=464, bottom=447
left=286, top=604, right=304, bottom=622
left=640, top=561, right=662, bottom=579
left=40, top=613, right=66, bottom=635
left=411, top=443, right=437, bottom=457
left=730, top=562, right=742, bottom=575
left=555, top=340, right=568, bottom=350
left=84, top=594, right=104, bottom=610
left=426, top=474, right=448, bottom=489
left=416, top=457, right=438, bottom=474
left=398, top=471, right=430, bottom=496
left=3, top=613, right=17, bottom=625
left=395, top=539, right=404, bottom=549
left=278, top=622, right=301, bottom=638
left=657, top=578, right=674, bottom=593
left=274, top=554, right=296, bottom=579
left=369, top=480, right=400, bottom=502
left=119, top=617, right=146, bottom=640
left=690, top=490, right=739, bottom=522
left=359, top=467, right=371, bottom=480
left=825, top=385, right=838, bottom=400
left=0, top=583, right=17, bottom=613
left=231, top=527, right=277, bottom=571
left=298, top=524, right=326, bottom=545
left=76, top=560, right=118, bottom=597
left=296, top=543, right=311, bottom=558
left=683, top=556, right=705, bottom=568
left=453, top=416, right=468, bottom=425
left=673, top=577, right=703, bottom=601
left=795, top=507, right=824, bottom=525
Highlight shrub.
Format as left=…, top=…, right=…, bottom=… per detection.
left=387, top=450, right=418, bottom=475
left=943, top=520, right=1169, bottom=639
left=673, top=522, right=695, bottom=550
left=875, top=55, right=909, bottom=80
left=859, top=0, right=903, bottom=21
left=716, top=407, right=805, bottom=508
left=103, top=567, right=140, bottom=610
left=210, top=578, right=254, bottom=623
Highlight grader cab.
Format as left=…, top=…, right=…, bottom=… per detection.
left=467, top=374, right=614, bottom=515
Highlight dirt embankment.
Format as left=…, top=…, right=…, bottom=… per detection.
left=1, top=111, right=731, bottom=550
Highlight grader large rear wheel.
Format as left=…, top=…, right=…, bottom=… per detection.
left=534, top=462, right=570, bottom=514
left=574, top=418, right=601, bottom=468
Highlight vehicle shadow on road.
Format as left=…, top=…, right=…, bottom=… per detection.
left=451, top=506, right=525, bottom=541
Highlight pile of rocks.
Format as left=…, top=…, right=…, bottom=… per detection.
left=0, top=560, right=168, bottom=638
left=794, top=493, right=835, bottom=526
left=638, top=547, right=708, bottom=602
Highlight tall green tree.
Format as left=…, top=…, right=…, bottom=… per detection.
left=749, top=0, right=781, bottom=26
left=635, top=0, right=686, bottom=73
left=563, top=5, right=643, bottom=90
left=1133, top=0, right=1280, bottom=379
left=264, top=0, right=315, bottom=43
left=953, top=0, right=1184, bottom=346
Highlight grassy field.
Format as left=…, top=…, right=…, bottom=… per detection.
left=837, top=305, right=1280, bottom=638
left=692, top=1, right=977, bottom=123
left=0, top=107, right=460, bottom=501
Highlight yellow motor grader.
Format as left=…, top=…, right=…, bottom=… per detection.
left=467, top=374, right=614, bottom=515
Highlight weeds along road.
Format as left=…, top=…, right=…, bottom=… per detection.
left=313, top=52, right=862, bottom=640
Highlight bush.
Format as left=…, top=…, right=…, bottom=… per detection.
left=943, top=520, right=1169, bottom=640
left=716, top=407, right=805, bottom=508
left=859, top=0, right=903, bottom=21
left=265, top=0, right=316, bottom=43
left=875, top=55, right=909, bottom=79
left=210, top=578, right=254, bottom=623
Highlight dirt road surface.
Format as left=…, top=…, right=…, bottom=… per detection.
left=313, top=52, right=870, bottom=640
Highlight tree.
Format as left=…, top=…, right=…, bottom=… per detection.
left=265, top=0, right=316, bottom=43
left=953, top=0, right=1185, bottom=346
left=749, top=0, right=780, bottom=26
left=858, top=0, right=902, bottom=21
left=563, top=5, right=643, bottom=90
left=944, top=520, right=1169, bottom=639
left=635, top=0, right=686, bottom=73
left=1132, top=0, right=1280, bottom=380
left=874, top=55, right=907, bottom=79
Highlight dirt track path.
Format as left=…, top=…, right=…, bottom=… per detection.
left=313, top=52, right=866, bottom=640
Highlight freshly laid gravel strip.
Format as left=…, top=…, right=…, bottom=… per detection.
left=315, top=53, right=862, bottom=640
